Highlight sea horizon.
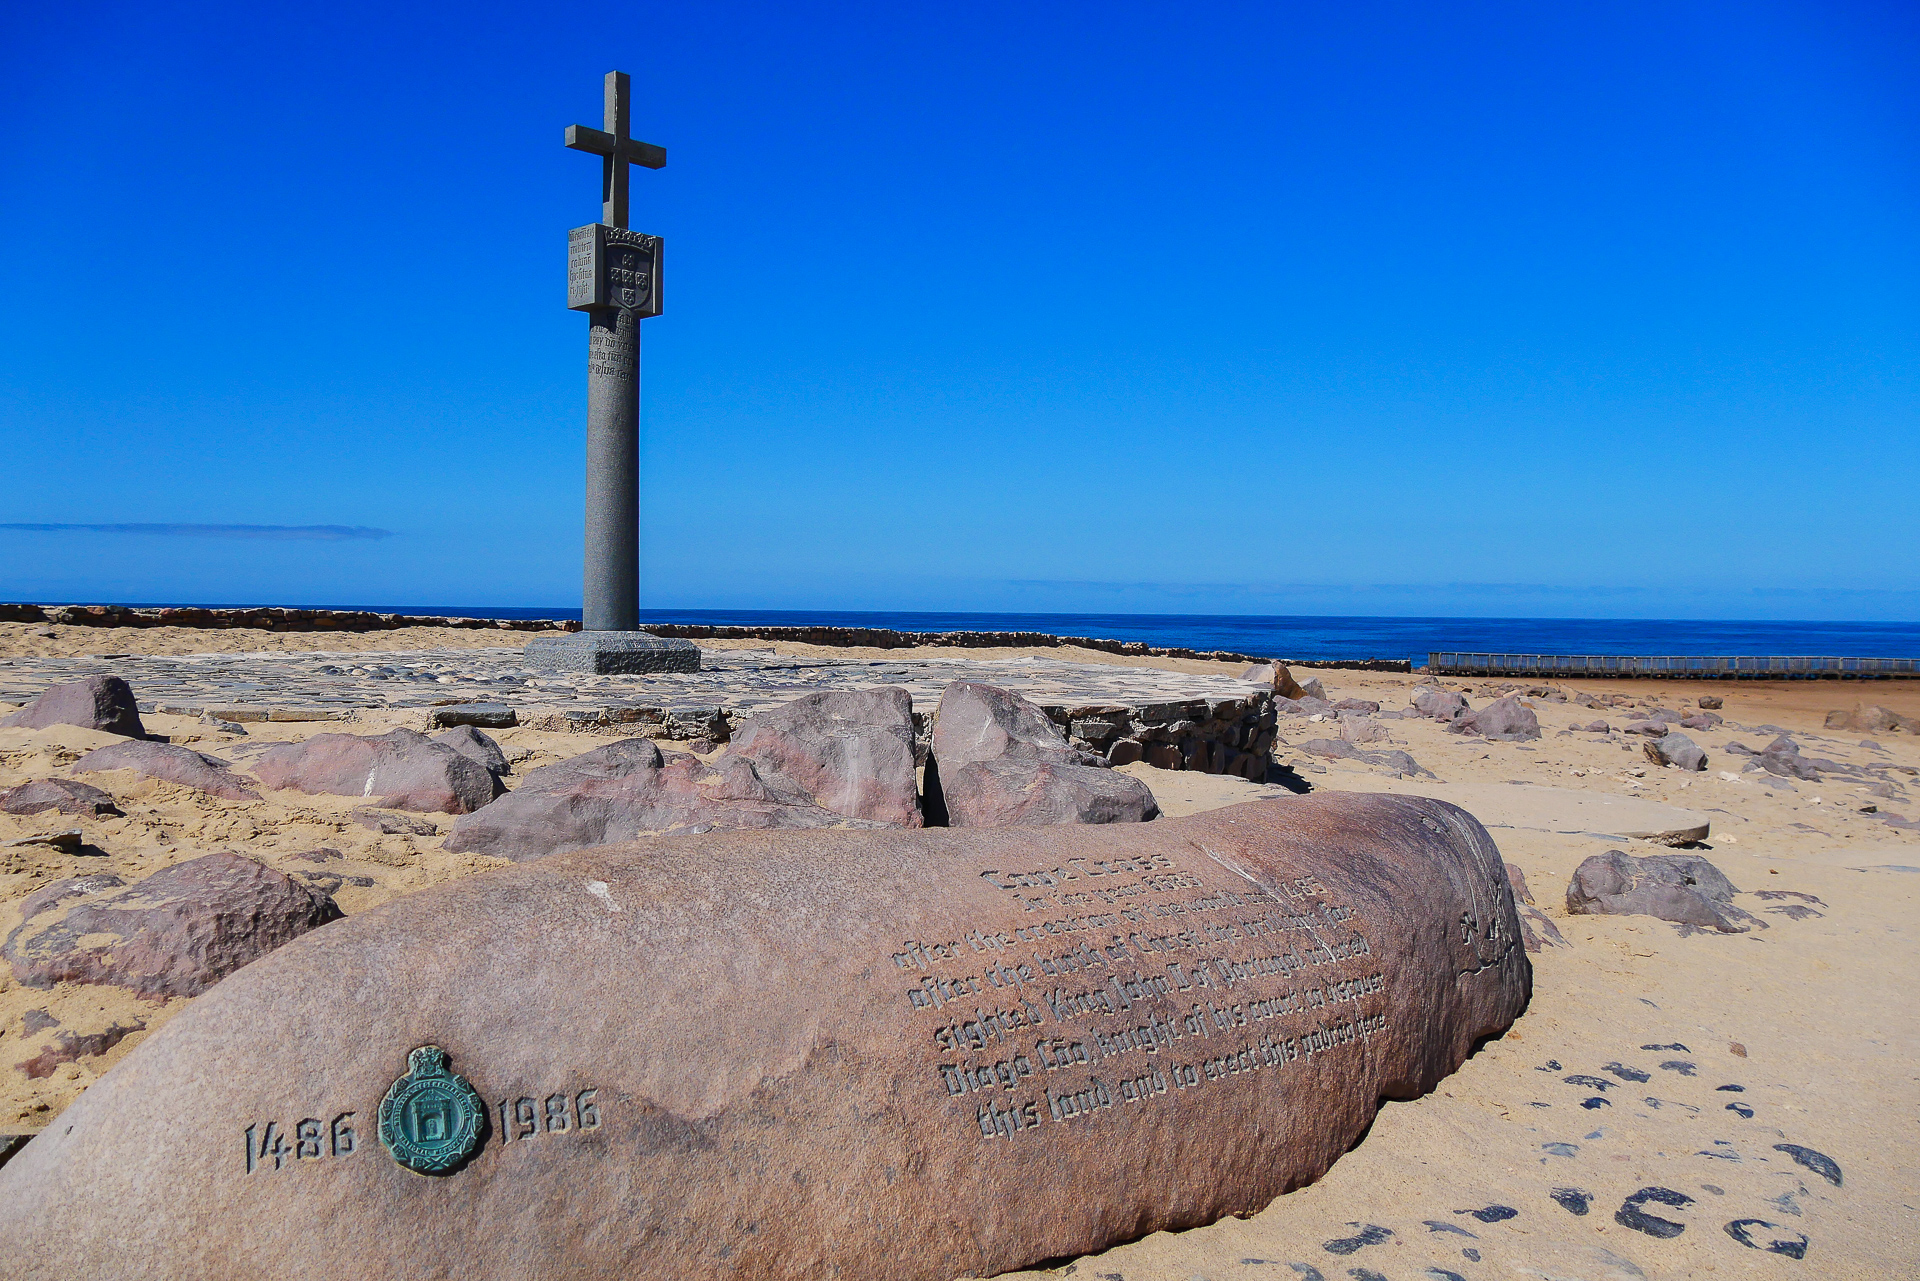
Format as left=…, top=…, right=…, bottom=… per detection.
left=17, top=603, right=1920, bottom=665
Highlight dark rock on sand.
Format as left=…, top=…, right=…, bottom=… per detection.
left=0, top=779, right=122, bottom=818
left=71, top=741, right=259, bottom=802
left=1566, top=850, right=1762, bottom=933
left=1, top=676, right=145, bottom=739
left=1449, top=696, right=1541, bottom=742
left=430, top=725, right=510, bottom=779
left=1, top=853, right=340, bottom=999
left=1774, top=1143, right=1841, bottom=1186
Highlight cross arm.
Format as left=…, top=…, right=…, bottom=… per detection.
left=564, top=125, right=666, bottom=169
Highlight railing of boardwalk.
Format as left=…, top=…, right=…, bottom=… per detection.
left=1425, top=653, right=1918, bottom=679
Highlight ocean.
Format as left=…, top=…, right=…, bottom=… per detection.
left=279, top=608, right=1920, bottom=665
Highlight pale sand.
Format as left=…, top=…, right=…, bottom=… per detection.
left=1, top=634, right=1915, bottom=1275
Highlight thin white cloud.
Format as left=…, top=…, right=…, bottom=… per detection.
left=0, top=523, right=396, bottom=541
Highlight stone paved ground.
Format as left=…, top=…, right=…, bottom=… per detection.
left=0, top=645, right=1263, bottom=722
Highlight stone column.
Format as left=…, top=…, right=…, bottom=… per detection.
left=583, top=307, right=640, bottom=632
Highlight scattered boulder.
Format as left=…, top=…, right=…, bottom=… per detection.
left=71, top=741, right=259, bottom=801
left=445, top=739, right=882, bottom=862
left=0, top=795, right=1531, bottom=1280
left=1574, top=720, right=1611, bottom=734
left=2, top=853, right=342, bottom=999
left=1754, top=736, right=1822, bottom=781
left=430, top=725, right=510, bottom=779
left=1824, top=704, right=1919, bottom=734
left=1, top=676, right=144, bottom=739
left=1338, top=713, right=1388, bottom=744
left=1679, top=712, right=1722, bottom=730
left=1411, top=686, right=1470, bottom=723
left=1241, top=662, right=1306, bottom=700
left=253, top=729, right=502, bottom=813
left=1297, top=676, right=1327, bottom=701
left=1622, top=721, right=1668, bottom=737
left=1643, top=732, right=1706, bottom=772
left=1566, top=850, right=1761, bottom=933
left=1449, top=696, right=1542, bottom=742
left=725, top=688, right=921, bottom=826
left=1294, top=739, right=1434, bottom=777
left=197, top=712, right=247, bottom=735
left=1697, top=696, right=1723, bottom=710
left=922, top=683, right=1157, bottom=827
left=0, top=779, right=122, bottom=818
left=1332, top=698, right=1380, bottom=714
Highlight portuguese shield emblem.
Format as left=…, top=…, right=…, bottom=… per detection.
left=378, top=1045, right=483, bottom=1175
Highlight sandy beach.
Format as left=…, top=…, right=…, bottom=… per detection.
left=1, top=630, right=1914, bottom=1277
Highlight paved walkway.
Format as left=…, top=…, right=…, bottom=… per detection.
left=0, top=645, right=1261, bottom=721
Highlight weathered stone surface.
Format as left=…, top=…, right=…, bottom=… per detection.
left=1697, top=695, right=1723, bottom=710
left=725, top=687, right=920, bottom=826
left=0, top=779, right=122, bottom=817
left=1643, top=732, right=1706, bottom=772
left=431, top=725, right=510, bottom=779
left=17, top=1020, right=146, bottom=1080
left=1, top=854, right=341, bottom=999
left=71, top=740, right=259, bottom=801
left=1753, top=736, right=1823, bottom=781
left=924, top=682, right=1157, bottom=827
left=1505, top=863, right=1568, bottom=953
left=252, top=729, right=502, bottom=813
left=445, top=738, right=880, bottom=862
left=1622, top=720, right=1668, bottom=737
left=0, top=795, right=1529, bottom=1280
left=1, top=676, right=144, bottom=739
left=1338, top=713, right=1388, bottom=744
left=1449, top=696, right=1541, bottom=742
left=1565, top=849, right=1760, bottom=933
left=349, top=809, right=439, bottom=837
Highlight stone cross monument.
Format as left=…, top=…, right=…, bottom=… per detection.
left=526, top=71, right=700, bottom=674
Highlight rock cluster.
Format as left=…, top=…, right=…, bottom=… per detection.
left=1825, top=704, right=1919, bottom=734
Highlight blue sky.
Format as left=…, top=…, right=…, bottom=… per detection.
left=1, top=1, right=1914, bottom=619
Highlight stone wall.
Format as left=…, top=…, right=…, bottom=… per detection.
left=0, top=604, right=574, bottom=633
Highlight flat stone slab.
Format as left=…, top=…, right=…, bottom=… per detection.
left=0, top=795, right=1529, bottom=1280
left=0, top=646, right=1267, bottom=723
left=1349, top=781, right=1711, bottom=845
left=523, top=631, right=701, bottom=675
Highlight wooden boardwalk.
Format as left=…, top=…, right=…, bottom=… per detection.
left=1427, top=652, right=1918, bottom=680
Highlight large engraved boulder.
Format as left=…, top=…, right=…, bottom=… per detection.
left=726, top=687, right=922, bottom=826
left=1, top=675, right=145, bottom=738
left=0, top=795, right=1529, bottom=1280
left=253, top=728, right=503, bottom=814
left=2, top=853, right=342, bottom=999
left=924, top=680, right=1158, bottom=826
left=445, top=738, right=886, bottom=861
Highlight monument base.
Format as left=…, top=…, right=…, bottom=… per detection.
left=523, top=631, right=700, bottom=674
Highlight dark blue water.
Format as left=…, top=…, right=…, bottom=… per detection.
left=274, top=608, right=1920, bottom=664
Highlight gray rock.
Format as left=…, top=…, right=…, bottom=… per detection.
left=427, top=703, right=518, bottom=730
left=1566, top=850, right=1761, bottom=933
left=1411, top=687, right=1470, bottom=722
left=1297, top=676, right=1326, bottom=700
left=1574, top=720, right=1611, bottom=733
left=1, top=676, right=144, bottom=739
left=725, top=688, right=920, bottom=827
left=1338, top=713, right=1388, bottom=744
left=1623, top=721, right=1669, bottom=737
left=430, top=725, right=510, bottom=779
left=923, top=682, right=1157, bottom=827
left=1697, top=696, right=1723, bottom=710
left=1644, top=732, right=1706, bottom=772
left=71, top=741, right=259, bottom=802
left=1450, top=696, right=1542, bottom=742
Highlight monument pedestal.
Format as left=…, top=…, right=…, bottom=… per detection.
left=524, top=630, right=700, bottom=674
